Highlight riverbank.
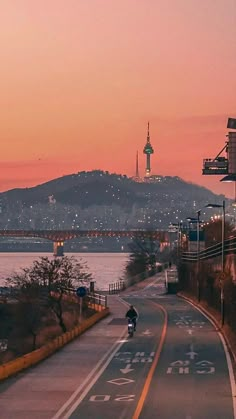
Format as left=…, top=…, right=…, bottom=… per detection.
left=0, top=306, right=109, bottom=381
left=0, top=297, right=99, bottom=365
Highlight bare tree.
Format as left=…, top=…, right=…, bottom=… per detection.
left=204, top=219, right=234, bottom=247
left=126, top=237, right=160, bottom=277
left=6, top=256, right=93, bottom=334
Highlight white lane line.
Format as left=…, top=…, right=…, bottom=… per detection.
left=144, top=276, right=163, bottom=289
left=52, top=298, right=129, bottom=419
left=185, top=300, right=236, bottom=419
left=61, top=334, right=129, bottom=418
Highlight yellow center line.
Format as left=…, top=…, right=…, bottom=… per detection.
left=132, top=301, right=168, bottom=419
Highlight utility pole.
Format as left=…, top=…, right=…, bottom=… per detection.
left=196, top=210, right=201, bottom=302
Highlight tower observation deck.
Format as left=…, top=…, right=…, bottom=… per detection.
left=143, top=122, right=154, bottom=177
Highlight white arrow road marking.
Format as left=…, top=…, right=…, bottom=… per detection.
left=120, top=364, right=134, bottom=374
left=187, top=329, right=193, bottom=335
left=186, top=351, right=198, bottom=360
left=186, top=343, right=198, bottom=360
left=142, top=329, right=152, bottom=336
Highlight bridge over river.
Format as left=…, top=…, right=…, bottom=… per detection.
left=0, top=229, right=169, bottom=256
left=0, top=270, right=235, bottom=418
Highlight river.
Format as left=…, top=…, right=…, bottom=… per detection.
left=0, top=252, right=130, bottom=291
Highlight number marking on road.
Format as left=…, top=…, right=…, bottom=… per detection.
left=89, top=394, right=135, bottom=402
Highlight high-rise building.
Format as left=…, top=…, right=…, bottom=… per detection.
left=143, top=122, right=154, bottom=177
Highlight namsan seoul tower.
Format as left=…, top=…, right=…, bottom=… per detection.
left=143, top=122, right=154, bottom=177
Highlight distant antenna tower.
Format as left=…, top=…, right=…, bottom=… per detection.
left=135, top=150, right=139, bottom=178
left=143, top=122, right=154, bottom=177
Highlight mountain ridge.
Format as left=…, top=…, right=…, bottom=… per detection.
left=0, top=170, right=229, bottom=230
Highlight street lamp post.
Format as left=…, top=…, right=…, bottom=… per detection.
left=169, top=222, right=182, bottom=260
left=196, top=210, right=201, bottom=302
left=205, top=200, right=226, bottom=326
left=186, top=210, right=201, bottom=302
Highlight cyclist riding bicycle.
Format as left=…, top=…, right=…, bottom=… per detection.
left=125, top=305, right=138, bottom=331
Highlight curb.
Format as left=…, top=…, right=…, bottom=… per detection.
left=178, top=292, right=236, bottom=365
left=0, top=306, right=109, bottom=382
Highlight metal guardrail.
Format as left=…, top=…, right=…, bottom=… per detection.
left=60, top=287, right=108, bottom=307
left=108, top=280, right=125, bottom=294
left=87, top=292, right=107, bottom=307
left=0, top=286, right=108, bottom=308
left=182, top=235, right=236, bottom=262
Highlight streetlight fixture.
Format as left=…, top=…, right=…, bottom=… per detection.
left=169, top=222, right=182, bottom=259
left=205, top=200, right=226, bottom=326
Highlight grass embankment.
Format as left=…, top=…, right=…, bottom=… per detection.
left=0, top=298, right=100, bottom=365
left=0, top=306, right=109, bottom=381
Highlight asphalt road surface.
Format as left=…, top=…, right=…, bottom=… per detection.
left=65, top=276, right=236, bottom=419
left=0, top=273, right=235, bottom=419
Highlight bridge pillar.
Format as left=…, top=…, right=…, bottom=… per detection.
left=53, top=241, right=64, bottom=257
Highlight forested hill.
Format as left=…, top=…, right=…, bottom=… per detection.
left=0, top=170, right=228, bottom=230
left=0, top=170, right=224, bottom=208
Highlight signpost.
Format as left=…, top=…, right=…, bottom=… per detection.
left=76, top=287, right=87, bottom=322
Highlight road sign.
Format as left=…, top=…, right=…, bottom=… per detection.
left=76, top=286, right=87, bottom=298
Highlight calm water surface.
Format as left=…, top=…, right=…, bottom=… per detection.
left=0, top=252, right=130, bottom=290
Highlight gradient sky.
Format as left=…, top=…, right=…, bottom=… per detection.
left=1, top=0, right=236, bottom=197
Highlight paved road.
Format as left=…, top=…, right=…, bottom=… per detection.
left=0, top=272, right=235, bottom=419
left=63, top=276, right=236, bottom=419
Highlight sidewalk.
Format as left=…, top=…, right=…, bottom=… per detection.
left=114, top=271, right=165, bottom=295
left=0, top=271, right=167, bottom=418
left=0, top=295, right=128, bottom=419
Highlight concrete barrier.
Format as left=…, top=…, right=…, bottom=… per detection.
left=166, top=268, right=179, bottom=294
left=88, top=302, right=105, bottom=312
left=0, top=306, right=109, bottom=382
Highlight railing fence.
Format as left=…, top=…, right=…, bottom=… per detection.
left=182, top=235, right=236, bottom=262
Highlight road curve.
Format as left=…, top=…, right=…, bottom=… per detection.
left=0, top=272, right=235, bottom=419
left=67, top=298, right=167, bottom=419
left=62, top=275, right=236, bottom=419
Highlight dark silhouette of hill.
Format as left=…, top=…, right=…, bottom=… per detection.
left=0, top=170, right=226, bottom=210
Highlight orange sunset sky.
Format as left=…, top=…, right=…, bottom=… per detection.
left=1, top=0, right=236, bottom=197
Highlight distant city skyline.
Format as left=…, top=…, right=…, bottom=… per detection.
left=0, top=1, right=236, bottom=198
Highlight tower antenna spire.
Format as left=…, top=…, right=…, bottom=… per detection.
left=136, top=150, right=139, bottom=178
left=143, top=121, right=154, bottom=177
